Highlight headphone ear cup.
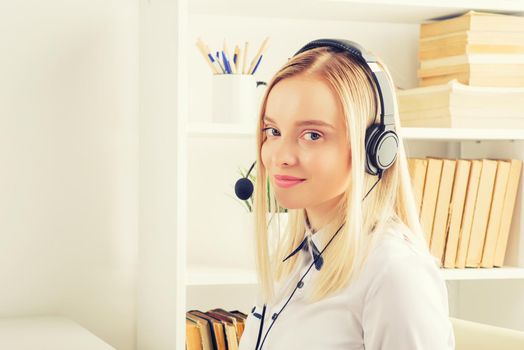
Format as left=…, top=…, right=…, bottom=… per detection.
left=364, top=124, right=381, bottom=176
left=375, top=130, right=399, bottom=171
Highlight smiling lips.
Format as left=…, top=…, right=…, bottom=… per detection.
left=274, top=175, right=306, bottom=188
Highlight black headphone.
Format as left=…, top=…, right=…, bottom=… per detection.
left=235, top=38, right=399, bottom=202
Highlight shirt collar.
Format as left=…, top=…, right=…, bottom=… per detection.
left=282, top=214, right=325, bottom=270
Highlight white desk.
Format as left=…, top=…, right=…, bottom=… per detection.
left=0, top=316, right=115, bottom=350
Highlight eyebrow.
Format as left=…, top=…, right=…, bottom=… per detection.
left=263, top=116, right=335, bottom=129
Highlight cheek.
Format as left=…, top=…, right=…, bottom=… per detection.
left=260, top=142, right=271, bottom=169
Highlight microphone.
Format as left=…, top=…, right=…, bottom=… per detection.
left=235, top=161, right=257, bottom=200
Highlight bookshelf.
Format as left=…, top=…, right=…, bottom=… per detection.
left=144, top=0, right=524, bottom=348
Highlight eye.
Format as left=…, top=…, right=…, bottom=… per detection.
left=303, top=131, right=322, bottom=141
left=262, top=127, right=280, bottom=137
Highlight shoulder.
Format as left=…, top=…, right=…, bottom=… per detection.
left=364, top=223, right=447, bottom=304
left=360, top=224, right=455, bottom=349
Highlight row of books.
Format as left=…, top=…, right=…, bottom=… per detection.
left=407, top=157, right=522, bottom=268
left=418, top=10, right=524, bottom=88
left=186, top=309, right=247, bottom=350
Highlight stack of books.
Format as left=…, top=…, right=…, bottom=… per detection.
left=186, top=308, right=247, bottom=350
left=398, top=10, right=524, bottom=128
left=418, top=10, right=524, bottom=87
left=407, top=157, right=522, bottom=269
left=396, top=80, right=524, bottom=128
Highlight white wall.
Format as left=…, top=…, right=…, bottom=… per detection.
left=0, top=1, right=139, bottom=349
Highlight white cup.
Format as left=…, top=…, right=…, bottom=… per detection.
left=212, top=74, right=266, bottom=125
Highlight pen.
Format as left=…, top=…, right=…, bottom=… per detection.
left=248, top=37, right=269, bottom=75
left=221, top=51, right=231, bottom=74
left=223, top=39, right=236, bottom=74
left=215, top=51, right=226, bottom=73
left=251, top=54, right=263, bottom=75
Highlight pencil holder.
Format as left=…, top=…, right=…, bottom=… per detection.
left=211, top=74, right=266, bottom=125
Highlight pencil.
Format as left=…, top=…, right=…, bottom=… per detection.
left=233, top=45, right=240, bottom=74
left=242, top=41, right=249, bottom=75
left=248, top=37, right=269, bottom=75
left=195, top=38, right=219, bottom=74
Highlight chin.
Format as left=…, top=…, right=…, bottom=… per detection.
left=272, top=193, right=306, bottom=210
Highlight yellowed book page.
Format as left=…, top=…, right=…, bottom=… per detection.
left=444, top=160, right=471, bottom=268
left=419, top=45, right=524, bottom=60
left=430, top=159, right=456, bottom=266
left=419, top=73, right=470, bottom=87
left=414, top=158, right=428, bottom=216
left=466, top=159, right=498, bottom=267
left=408, top=158, right=428, bottom=216
left=456, top=160, right=482, bottom=268
left=420, top=11, right=524, bottom=38
left=420, top=11, right=474, bottom=38
left=420, top=158, right=443, bottom=245
left=494, top=159, right=523, bottom=266
left=186, top=319, right=204, bottom=350
left=480, top=160, right=511, bottom=268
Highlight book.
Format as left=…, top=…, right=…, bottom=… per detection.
left=480, top=160, right=511, bottom=268
left=420, top=11, right=524, bottom=38
left=419, top=54, right=524, bottom=70
left=206, top=311, right=239, bottom=350
left=419, top=72, right=524, bottom=88
left=186, top=313, right=215, bottom=350
left=456, top=160, right=482, bottom=268
left=187, top=318, right=204, bottom=350
left=420, top=158, right=443, bottom=245
left=419, top=31, right=524, bottom=60
left=407, top=158, right=428, bottom=216
left=430, top=158, right=456, bottom=266
left=188, top=310, right=227, bottom=350
left=443, top=160, right=471, bottom=268
left=209, top=308, right=246, bottom=343
left=466, top=159, right=498, bottom=267
left=494, top=159, right=523, bottom=266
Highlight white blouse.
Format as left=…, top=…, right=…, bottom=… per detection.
left=238, top=222, right=455, bottom=350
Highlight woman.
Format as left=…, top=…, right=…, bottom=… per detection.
left=238, top=39, right=455, bottom=349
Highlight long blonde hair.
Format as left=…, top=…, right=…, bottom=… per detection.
left=253, top=46, right=433, bottom=305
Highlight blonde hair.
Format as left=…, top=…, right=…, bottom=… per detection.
left=253, top=46, right=433, bottom=305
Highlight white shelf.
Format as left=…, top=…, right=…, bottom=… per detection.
left=189, top=0, right=524, bottom=23
left=440, top=266, right=524, bottom=281
left=186, top=265, right=524, bottom=285
left=186, top=122, right=524, bottom=141
left=186, top=122, right=257, bottom=137
left=400, top=127, right=524, bottom=141
left=187, top=266, right=258, bottom=286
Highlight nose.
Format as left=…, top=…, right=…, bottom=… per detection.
left=273, top=135, right=298, bottom=167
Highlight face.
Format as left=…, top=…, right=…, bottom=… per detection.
left=261, top=74, right=352, bottom=211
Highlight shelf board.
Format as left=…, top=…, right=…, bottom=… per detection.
left=189, top=0, right=524, bottom=23
left=187, top=265, right=524, bottom=286
left=186, top=122, right=524, bottom=141
left=186, top=122, right=257, bottom=137
left=187, top=266, right=258, bottom=286
left=400, top=127, right=524, bottom=141
left=440, top=266, right=524, bottom=281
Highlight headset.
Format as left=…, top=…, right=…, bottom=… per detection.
left=233, top=38, right=399, bottom=349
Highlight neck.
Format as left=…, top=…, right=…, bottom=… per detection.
left=305, top=194, right=343, bottom=233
